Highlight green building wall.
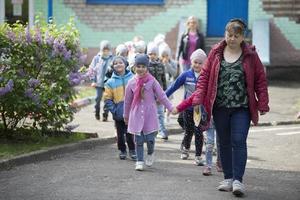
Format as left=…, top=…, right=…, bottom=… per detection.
left=249, top=0, right=300, bottom=49
left=35, top=0, right=206, bottom=48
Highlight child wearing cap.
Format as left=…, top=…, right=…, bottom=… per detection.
left=124, top=54, right=174, bottom=171
left=165, top=48, right=206, bottom=166
left=103, top=56, right=136, bottom=160
left=146, top=42, right=169, bottom=140
left=88, top=40, right=114, bottom=121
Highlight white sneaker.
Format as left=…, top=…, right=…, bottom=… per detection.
left=135, top=161, right=144, bottom=171
left=145, top=154, right=154, bottom=167
left=232, top=180, right=245, bottom=197
left=217, top=179, right=233, bottom=192
left=194, top=156, right=205, bottom=166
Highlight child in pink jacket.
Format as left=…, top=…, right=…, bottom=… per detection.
left=124, top=54, right=174, bottom=171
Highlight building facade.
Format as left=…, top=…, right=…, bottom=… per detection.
left=1, top=0, right=300, bottom=67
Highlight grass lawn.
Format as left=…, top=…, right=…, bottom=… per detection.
left=0, top=132, right=87, bottom=160
left=74, top=85, right=95, bottom=100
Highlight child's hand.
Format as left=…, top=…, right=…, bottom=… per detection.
left=91, top=82, right=97, bottom=87
left=171, top=108, right=179, bottom=115
left=124, top=118, right=128, bottom=125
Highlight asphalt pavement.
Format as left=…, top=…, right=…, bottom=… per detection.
left=0, top=124, right=299, bottom=200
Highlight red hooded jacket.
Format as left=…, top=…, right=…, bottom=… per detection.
left=177, top=40, right=270, bottom=125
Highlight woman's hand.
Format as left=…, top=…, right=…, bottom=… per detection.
left=259, top=111, right=266, bottom=115
left=91, top=82, right=97, bottom=87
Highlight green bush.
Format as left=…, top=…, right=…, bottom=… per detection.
left=0, top=17, right=86, bottom=136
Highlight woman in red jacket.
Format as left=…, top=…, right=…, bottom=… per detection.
left=173, top=19, right=269, bottom=197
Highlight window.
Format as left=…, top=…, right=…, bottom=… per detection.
left=86, top=0, right=164, bottom=5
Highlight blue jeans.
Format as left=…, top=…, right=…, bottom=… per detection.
left=134, top=132, right=156, bottom=162
left=205, top=121, right=220, bottom=168
left=213, top=107, right=250, bottom=182
left=157, top=104, right=167, bottom=137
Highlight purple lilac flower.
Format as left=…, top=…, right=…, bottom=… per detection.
left=63, top=50, right=72, bottom=60
left=0, top=79, right=14, bottom=96
left=28, top=78, right=40, bottom=88
left=24, top=88, right=34, bottom=98
left=68, top=72, right=82, bottom=86
left=52, top=38, right=68, bottom=57
left=7, top=30, right=16, bottom=42
left=45, top=31, right=54, bottom=45
left=25, top=27, right=32, bottom=43
left=34, top=27, right=42, bottom=45
left=47, top=99, right=54, bottom=106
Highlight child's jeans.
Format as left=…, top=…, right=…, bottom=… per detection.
left=157, top=104, right=167, bottom=137
left=134, top=132, right=156, bottom=162
left=205, top=121, right=221, bottom=168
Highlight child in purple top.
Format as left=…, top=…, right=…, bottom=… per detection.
left=124, top=54, right=174, bottom=171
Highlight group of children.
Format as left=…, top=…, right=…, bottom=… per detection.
left=87, top=37, right=222, bottom=174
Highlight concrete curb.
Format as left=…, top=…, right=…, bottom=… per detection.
left=0, top=137, right=115, bottom=171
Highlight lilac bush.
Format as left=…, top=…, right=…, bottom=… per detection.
left=0, top=17, right=86, bottom=133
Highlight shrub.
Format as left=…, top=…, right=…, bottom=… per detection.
left=0, top=17, right=87, bottom=136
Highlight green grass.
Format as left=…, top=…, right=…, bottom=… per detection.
left=0, top=132, right=87, bottom=160
left=74, top=85, right=95, bottom=100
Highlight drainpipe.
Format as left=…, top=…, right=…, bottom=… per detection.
left=48, top=0, right=53, bottom=23
left=0, top=0, right=5, bottom=24
left=29, top=0, right=34, bottom=28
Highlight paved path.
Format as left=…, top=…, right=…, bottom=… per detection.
left=1, top=124, right=299, bottom=200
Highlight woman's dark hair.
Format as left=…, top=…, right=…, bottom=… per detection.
left=225, top=18, right=247, bottom=35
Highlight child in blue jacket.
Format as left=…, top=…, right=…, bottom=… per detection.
left=165, top=49, right=206, bottom=165
left=103, top=56, right=136, bottom=160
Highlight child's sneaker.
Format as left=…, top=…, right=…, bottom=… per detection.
left=232, top=180, right=245, bottom=197
left=145, top=153, right=154, bottom=167
left=157, top=134, right=168, bottom=141
left=119, top=151, right=127, bottom=160
left=194, top=156, right=205, bottom=166
left=129, top=150, right=137, bottom=161
left=135, top=161, right=144, bottom=171
left=102, top=113, right=108, bottom=122
left=180, top=152, right=189, bottom=160
left=180, top=147, right=189, bottom=160
left=202, top=166, right=212, bottom=176
left=217, top=179, right=233, bottom=192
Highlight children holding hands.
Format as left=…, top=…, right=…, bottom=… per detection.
left=124, top=54, right=175, bottom=171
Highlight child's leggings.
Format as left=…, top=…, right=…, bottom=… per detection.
left=182, top=110, right=203, bottom=156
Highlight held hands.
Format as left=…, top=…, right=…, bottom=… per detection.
left=260, top=111, right=266, bottom=115
left=171, top=107, right=179, bottom=115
